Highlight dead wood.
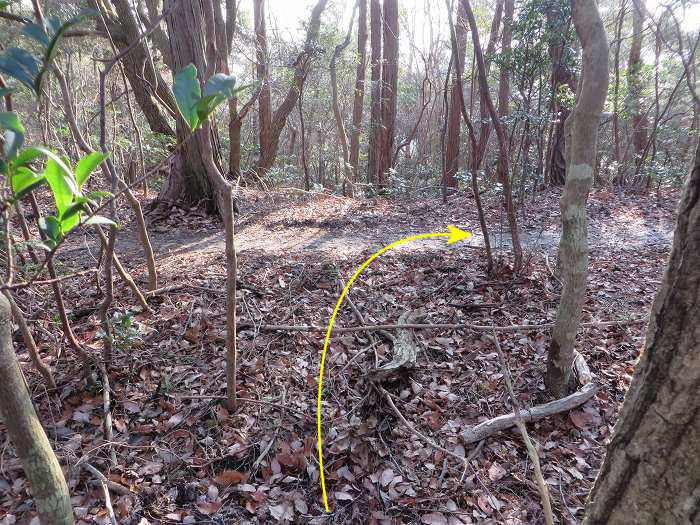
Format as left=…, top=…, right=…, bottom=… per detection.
left=461, top=382, right=597, bottom=444
left=368, top=309, right=426, bottom=382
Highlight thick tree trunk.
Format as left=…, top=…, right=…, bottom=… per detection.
left=546, top=0, right=609, bottom=396
left=0, top=294, right=75, bottom=525
left=367, top=0, right=382, bottom=186
left=584, top=134, right=700, bottom=525
left=378, top=0, right=398, bottom=187
left=349, top=0, right=367, bottom=181
left=103, top=0, right=176, bottom=137
left=159, top=0, right=230, bottom=214
left=444, top=1, right=467, bottom=190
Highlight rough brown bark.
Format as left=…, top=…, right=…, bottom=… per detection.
left=253, top=0, right=329, bottom=175
left=444, top=1, right=467, bottom=190
left=101, top=0, right=177, bottom=137
left=367, top=0, right=382, bottom=186
left=546, top=6, right=576, bottom=186
left=546, top=0, right=609, bottom=396
left=254, top=0, right=272, bottom=160
left=159, top=0, right=230, bottom=214
left=0, top=294, right=75, bottom=524
left=349, top=0, right=368, bottom=182
left=583, top=133, right=700, bottom=525
left=378, top=0, right=398, bottom=186
left=627, top=1, right=648, bottom=165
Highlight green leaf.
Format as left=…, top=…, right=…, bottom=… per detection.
left=75, top=151, right=108, bottom=188
left=0, top=87, right=16, bottom=98
left=82, top=215, right=117, bottom=227
left=11, top=167, right=46, bottom=201
left=203, top=73, right=236, bottom=98
left=0, top=48, right=41, bottom=92
left=195, top=94, right=225, bottom=124
left=21, top=22, right=49, bottom=47
left=84, top=190, right=113, bottom=203
left=43, top=157, right=77, bottom=215
left=10, top=146, right=44, bottom=168
left=44, top=10, right=97, bottom=64
left=173, top=63, right=201, bottom=130
left=0, top=111, right=25, bottom=159
left=33, top=10, right=98, bottom=93
left=38, top=215, right=61, bottom=244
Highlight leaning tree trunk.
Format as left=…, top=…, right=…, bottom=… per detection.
left=463, top=0, right=523, bottom=272
left=545, top=0, right=609, bottom=397
left=0, top=294, right=75, bottom=525
left=330, top=5, right=356, bottom=195
left=583, top=128, right=700, bottom=525
left=253, top=0, right=329, bottom=175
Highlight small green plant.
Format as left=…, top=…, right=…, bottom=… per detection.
left=97, top=311, right=142, bottom=353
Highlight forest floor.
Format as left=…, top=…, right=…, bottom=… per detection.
left=2, top=186, right=678, bottom=525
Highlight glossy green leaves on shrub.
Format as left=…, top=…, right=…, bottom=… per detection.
left=173, top=64, right=245, bottom=131
left=0, top=10, right=96, bottom=94
left=0, top=111, right=25, bottom=160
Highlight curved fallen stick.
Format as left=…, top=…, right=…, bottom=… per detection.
left=461, top=382, right=597, bottom=444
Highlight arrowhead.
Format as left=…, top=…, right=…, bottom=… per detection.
left=446, top=225, right=471, bottom=244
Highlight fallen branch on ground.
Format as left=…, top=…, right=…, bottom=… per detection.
left=491, top=331, right=554, bottom=525
left=378, top=385, right=482, bottom=482
left=461, top=379, right=597, bottom=444
left=237, top=317, right=647, bottom=334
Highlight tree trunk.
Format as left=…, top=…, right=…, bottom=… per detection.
left=584, top=133, right=700, bottom=525
left=159, top=0, right=230, bottom=215
left=0, top=294, right=75, bottom=525
left=378, top=0, right=398, bottom=187
left=254, top=0, right=272, bottom=161
left=627, top=0, right=648, bottom=172
left=349, top=0, right=368, bottom=182
left=474, top=0, right=503, bottom=170
left=546, top=5, right=576, bottom=186
left=444, top=1, right=467, bottom=190
left=367, top=0, right=382, bottom=186
left=463, top=0, right=523, bottom=272
left=331, top=5, right=357, bottom=194
left=101, top=0, right=176, bottom=137
left=253, top=0, right=329, bottom=175
left=546, top=0, right=609, bottom=396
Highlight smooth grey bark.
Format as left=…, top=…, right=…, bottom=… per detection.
left=546, top=0, right=609, bottom=396
left=0, top=294, right=74, bottom=524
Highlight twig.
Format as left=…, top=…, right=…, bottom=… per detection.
left=238, top=317, right=648, bottom=334
left=490, top=331, right=554, bottom=525
left=1, top=268, right=99, bottom=290
left=81, top=462, right=131, bottom=496
left=378, top=386, right=469, bottom=474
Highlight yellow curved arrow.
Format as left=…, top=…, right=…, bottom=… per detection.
left=317, top=225, right=471, bottom=511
